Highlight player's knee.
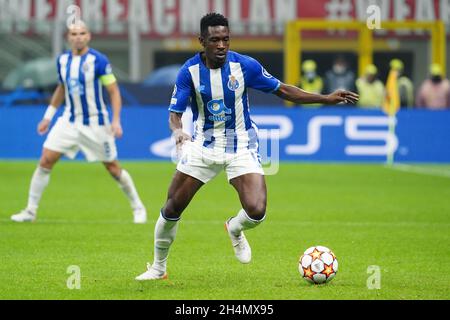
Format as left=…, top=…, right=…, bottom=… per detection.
left=104, top=162, right=121, bottom=179
left=162, top=200, right=184, bottom=220
left=244, top=202, right=266, bottom=221
left=108, top=167, right=120, bottom=179
left=39, top=155, right=56, bottom=170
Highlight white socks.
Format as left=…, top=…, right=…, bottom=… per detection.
left=227, top=209, right=265, bottom=237
left=25, top=167, right=143, bottom=215
left=26, top=166, right=51, bottom=214
left=152, top=212, right=179, bottom=273
left=117, top=169, right=144, bottom=209
left=149, top=210, right=263, bottom=274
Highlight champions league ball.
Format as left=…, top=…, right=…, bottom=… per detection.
left=298, top=246, right=338, bottom=284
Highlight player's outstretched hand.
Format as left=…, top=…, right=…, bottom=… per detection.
left=112, top=120, right=123, bottom=138
left=326, top=90, right=359, bottom=105
left=37, top=119, right=51, bottom=135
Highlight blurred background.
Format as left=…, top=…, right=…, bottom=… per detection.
left=0, top=0, right=449, bottom=162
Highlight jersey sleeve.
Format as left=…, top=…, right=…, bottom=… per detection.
left=243, top=56, right=281, bottom=93
left=96, top=54, right=113, bottom=76
left=168, top=65, right=193, bottom=113
left=96, top=54, right=117, bottom=86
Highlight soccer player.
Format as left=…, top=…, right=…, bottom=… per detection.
left=135, top=13, right=358, bottom=280
left=11, top=21, right=147, bottom=224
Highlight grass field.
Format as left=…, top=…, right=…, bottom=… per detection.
left=0, top=161, right=449, bottom=300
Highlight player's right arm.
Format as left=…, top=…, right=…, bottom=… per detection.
left=168, top=64, right=193, bottom=149
left=169, top=112, right=191, bottom=148
left=37, top=84, right=65, bottom=135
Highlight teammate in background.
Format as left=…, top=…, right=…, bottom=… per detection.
left=11, top=21, right=147, bottom=224
left=135, top=13, right=358, bottom=280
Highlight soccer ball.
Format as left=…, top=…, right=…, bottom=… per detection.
left=298, top=246, right=338, bottom=284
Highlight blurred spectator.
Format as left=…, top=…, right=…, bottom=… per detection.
left=3, top=57, right=58, bottom=91
left=299, top=60, right=323, bottom=94
left=324, top=55, right=356, bottom=93
left=416, top=64, right=450, bottom=110
left=298, top=60, right=323, bottom=107
left=142, top=64, right=182, bottom=86
left=390, top=59, right=414, bottom=108
left=355, top=64, right=385, bottom=109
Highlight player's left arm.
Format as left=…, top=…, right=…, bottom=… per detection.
left=274, top=83, right=359, bottom=105
left=245, top=57, right=358, bottom=105
left=104, top=81, right=123, bottom=138
left=98, top=55, right=123, bottom=138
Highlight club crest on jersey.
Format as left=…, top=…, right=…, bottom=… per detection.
left=227, top=75, right=240, bottom=91
left=82, top=62, right=93, bottom=73
left=207, top=99, right=232, bottom=122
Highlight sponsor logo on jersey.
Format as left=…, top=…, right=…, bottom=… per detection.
left=68, top=78, right=85, bottom=95
left=207, top=99, right=232, bottom=122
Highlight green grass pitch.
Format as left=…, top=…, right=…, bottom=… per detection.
left=1, top=161, right=449, bottom=300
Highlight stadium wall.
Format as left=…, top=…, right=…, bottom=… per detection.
left=1, top=106, right=449, bottom=163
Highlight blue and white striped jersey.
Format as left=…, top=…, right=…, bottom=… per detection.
left=169, top=51, right=281, bottom=153
left=57, top=48, right=113, bottom=126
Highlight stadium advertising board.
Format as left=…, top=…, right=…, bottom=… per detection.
left=1, top=106, right=449, bottom=163
left=1, top=0, right=449, bottom=37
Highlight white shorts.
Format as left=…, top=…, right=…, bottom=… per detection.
left=177, top=141, right=264, bottom=184
left=43, top=117, right=117, bottom=162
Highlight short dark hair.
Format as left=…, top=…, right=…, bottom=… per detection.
left=200, top=13, right=229, bottom=37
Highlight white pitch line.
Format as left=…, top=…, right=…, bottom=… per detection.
left=385, top=163, right=450, bottom=179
